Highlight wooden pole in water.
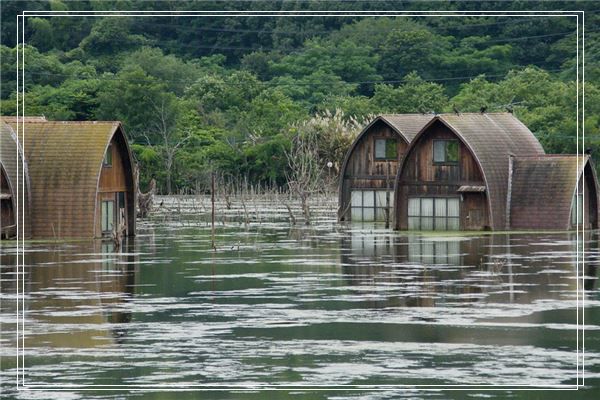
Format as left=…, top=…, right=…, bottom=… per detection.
left=211, top=172, right=216, bottom=250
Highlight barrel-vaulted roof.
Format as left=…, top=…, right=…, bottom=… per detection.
left=510, top=155, right=598, bottom=230
left=378, top=114, right=437, bottom=143
left=396, top=113, right=545, bottom=230
left=3, top=120, right=128, bottom=238
left=0, top=121, right=32, bottom=238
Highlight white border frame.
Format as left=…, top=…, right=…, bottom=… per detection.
left=12, top=9, right=586, bottom=392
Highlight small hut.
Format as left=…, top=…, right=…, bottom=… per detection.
left=394, top=113, right=599, bottom=231
left=1, top=119, right=136, bottom=239
left=338, top=114, right=434, bottom=222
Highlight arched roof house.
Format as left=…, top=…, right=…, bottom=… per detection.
left=0, top=121, right=32, bottom=239
left=509, top=155, right=599, bottom=230
left=2, top=120, right=136, bottom=239
left=338, top=114, right=434, bottom=222
left=394, top=113, right=546, bottom=231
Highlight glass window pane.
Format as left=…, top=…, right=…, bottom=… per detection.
left=351, top=207, right=362, bottom=221
left=376, top=190, right=392, bottom=208
left=447, top=198, right=460, bottom=217
left=363, top=191, right=375, bottom=207
left=434, top=217, right=446, bottom=231
left=376, top=207, right=387, bottom=221
left=435, top=198, right=446, bottom=217
left=375, top=139, right=386, bottom=159
left=351, top=191, right=363, bottom=207
left=408, top=217, right=420, bottom=230
left=421, top=217, right=434, bottom=230
left=101, top=202, right=107, bottom=231
left=385, top=139, right=397, bottom=159
left=104, top=144, right=112, bottom=166
left=408, top=198, right=420, bottom=216
left=447, top=218, right=460, bottom=230
left=446, top=141, right=459, bottom=162
left=363, top=207, right=375, bottom=221
left=421, top=198, right=434, bottom=216
left=107, top=201, right=114, bottom=231
left=433, top=141, right=446, bottom=162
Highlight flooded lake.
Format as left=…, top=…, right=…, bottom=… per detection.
left=1, top=196, right=600, bottom=398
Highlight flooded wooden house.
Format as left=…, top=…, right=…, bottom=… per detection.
left=338, top=114, right=434, bottom=222
left=509, top=155, right=599, bottom=230
left=394, top=113, right=600, bottom=231
left=0, top=119, right=136, bottom=239
left=0, top=121, right=31, bottom=239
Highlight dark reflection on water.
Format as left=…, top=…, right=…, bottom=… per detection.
left=1, top=221, right=599, bottom=399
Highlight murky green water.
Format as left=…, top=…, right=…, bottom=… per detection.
left=1, top=214, right=600, bottom=398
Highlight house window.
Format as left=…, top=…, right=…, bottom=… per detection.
left=571, top=193, right=584, bottom=226
left=433, top=140, right=459, bottom=164
left=101, top=200, right=115, bottom=233
left=374, top=138, right=398, bottom=160
left=408, top=197, right=460, bottom=230
left=103, top=144, right=113, bottom=166
left=351, top=190, right=394, bottom=222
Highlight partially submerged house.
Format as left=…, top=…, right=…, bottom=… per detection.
left=509, top=155, right=598, bottom=230
left=393, top=113, right=599, bottom=231
left=0, top=121, right=31, bottom=239
left=0, top=119, right=136, bottom=239
left=338, top=114, right=434, bottom=222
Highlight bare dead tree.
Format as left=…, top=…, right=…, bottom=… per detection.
left=284, top=130, right=325, bottom=225
left=150, top=98, right=192, bottom=195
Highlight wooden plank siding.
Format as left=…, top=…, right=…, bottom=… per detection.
left=3, top=121, right=136, bottom=239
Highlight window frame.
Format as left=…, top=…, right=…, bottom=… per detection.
left=350, top=189, right=394, bottom=222
left=101, top=199, right=115, bottom=233
left=374, top=137, right=398, bottom=161
left=408, top=196, right=461, bottom=231
left=432, top=139, right=459, bottom=165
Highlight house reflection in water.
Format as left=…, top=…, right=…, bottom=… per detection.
left=0, top=238, right=138, bottom=350
left=341, top=229, right=599, bottom=307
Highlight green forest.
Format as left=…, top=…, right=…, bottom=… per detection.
left=1, top=0, right=599, bottom=194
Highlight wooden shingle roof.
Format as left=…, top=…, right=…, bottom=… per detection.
left=509, top=155, right=596, bottom=230
left=432, top=113, right=545, bottom=229
left=0, top=121, right=32, bottom=239
left=3, top=120, right=124, bottom=238
left=378, top=114, right=436, bottom=142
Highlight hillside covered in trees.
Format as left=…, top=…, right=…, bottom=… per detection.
left=1, top=0, right=599, bottom=193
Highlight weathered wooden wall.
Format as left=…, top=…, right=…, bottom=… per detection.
left=96, top=132, right=135, bottom=238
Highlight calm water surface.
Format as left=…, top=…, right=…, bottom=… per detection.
left=1, top=214, right=600, bottom=398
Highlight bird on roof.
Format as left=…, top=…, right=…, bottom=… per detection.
left=505, top=104, right=514, bottom=114
left=585, top=148, right=593, bottom=155
left=452, top=104, right=460, bottom=115
left=480, top=106, right=487, bottom=114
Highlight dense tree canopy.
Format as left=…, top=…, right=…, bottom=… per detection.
left=0, top=1, right=598, bottom=193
